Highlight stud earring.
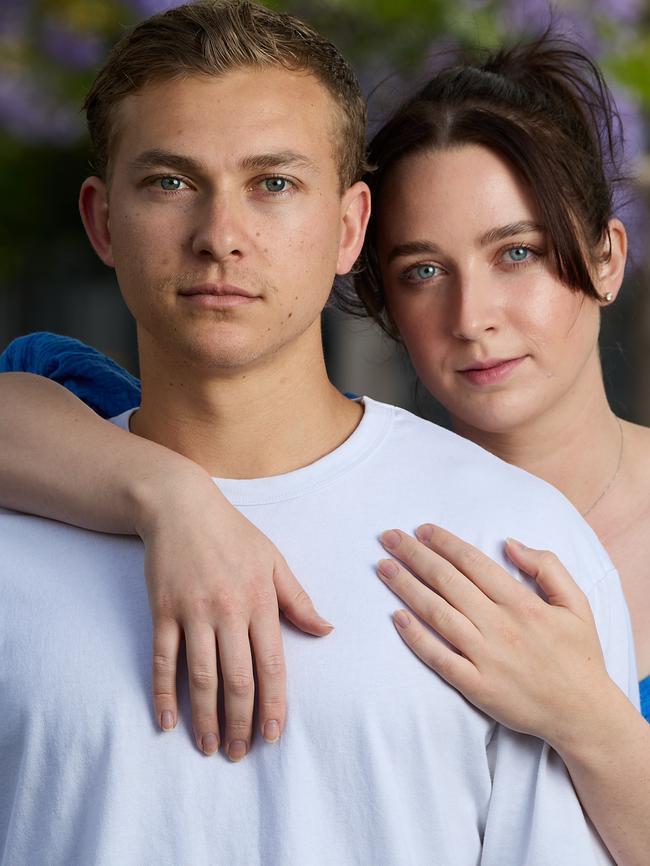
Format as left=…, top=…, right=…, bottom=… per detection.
left=602, top=292, right=613, bottom=303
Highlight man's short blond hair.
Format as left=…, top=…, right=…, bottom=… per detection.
left=83, top=0, right=368, bottom=191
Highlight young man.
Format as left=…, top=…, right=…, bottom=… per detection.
left=0, top=3, right=636, bottom=864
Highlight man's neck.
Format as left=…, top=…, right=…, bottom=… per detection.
left=130, top=327, right=363, bottom=479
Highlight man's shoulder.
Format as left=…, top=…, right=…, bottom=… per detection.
left=365, top=398, right=614, bottom=587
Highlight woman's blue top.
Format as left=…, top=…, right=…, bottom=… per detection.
left=2, top=331, right=649, bottom=722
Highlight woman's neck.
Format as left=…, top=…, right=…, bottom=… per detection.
left=451, top=378, right=622, bottom=518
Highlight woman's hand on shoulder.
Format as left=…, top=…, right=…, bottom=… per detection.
left=377, top=524, right=613, bottom=749
left=134, top=463, right=333, bottom=760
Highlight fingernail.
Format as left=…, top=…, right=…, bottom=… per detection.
left=378, top=559, right=399, bottom=579
left=202, top=733, right=219, bottom=755
left=263, top=720, right=280, bottom=743
left=507, top=537, right=528, bottom=550
left=318, top=617, right=335, bottom=630
left=228, top=740, right=248, bottom=762
left=415, top=524, right=433, bottom=542
left=380, top=530, right=401, bottom=549
left=394, top=610, right=411, bottom=628
left=161, top=710, right=175, bottom=731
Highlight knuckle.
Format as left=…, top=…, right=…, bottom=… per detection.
left=225, top=717, right=251, bottom=736
left=405, top=626, right=425, bottom=651
left=225, top=670, right=254, bottom=698
left=193, top=712, right=218, bottom=732
left=537, top=550, right=558, bottom=570
left=151, top=594, right=176, bottom=618
left=153, top=689, right=175, bottom=702
left=189, top=665, right=217, bottom=692
left=288, top=588, right=313, bottom=612
left=260, top=696, right=284, bottom=716
left=152, top=653, right=175, bottom=676
left=462, top=547, right=483, bottom=571
left=430, top=602, right=453, bottom=631
left=258, top=653, right=285, bottom=679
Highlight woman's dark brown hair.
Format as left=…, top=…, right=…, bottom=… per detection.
left=352, top=32, right=625, bottom=336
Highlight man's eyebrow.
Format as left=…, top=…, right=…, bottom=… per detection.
left=240, top=151, right=320, bottom=173
left=479, top=221, right=545, bottom=246
left=129, top=149, right=206, bottom=175
left=387, top=241, right=442, bottom=264
left=129, top=149, right=320, bottom=176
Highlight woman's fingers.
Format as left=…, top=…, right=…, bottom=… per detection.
left=379, top=529, right=492, bottom=622
left=273, top=556, right=333, bottom=636
left=151, top=616, right=181, bottom=732
left=184, top=623, right=221, bottom=756
left=505, top=539, right=591, bottom=615
left=216, top=622, right=257, bottom=762
left=413, top=524, right=524, bottom=604
left=377, top=556, right=482, bottom=654
left=249, top=611, right=287, bottom=744
left=392, top=609, right=481, bottom=695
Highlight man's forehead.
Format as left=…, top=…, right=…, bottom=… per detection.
left=110, top=68, right=340, bottom=172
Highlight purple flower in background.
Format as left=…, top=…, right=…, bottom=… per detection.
left=610, top=87, right=648, bottom=266
left=41, top=19, right=104, bottom=71
left=0, top=0, right=32, bottom=39
left=125, top=0, right=181, bottom=16
left=0, top=73, right=83, bottom=145
left=594, top=0, right=644, bottom=25
left=500, top=0, right=602, bottom=55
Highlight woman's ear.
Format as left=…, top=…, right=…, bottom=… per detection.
left=596, top=218, right=627, bottom=304
left=79, top=176, right=115, bottom=267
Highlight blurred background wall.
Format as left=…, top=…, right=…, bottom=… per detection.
left=1, top=0, right=648, bottom=425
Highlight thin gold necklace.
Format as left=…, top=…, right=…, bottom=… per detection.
left=582, top=417, right=624, bottom=517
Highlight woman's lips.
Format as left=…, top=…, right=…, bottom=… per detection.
left=458, top=356, right=526, bottom=386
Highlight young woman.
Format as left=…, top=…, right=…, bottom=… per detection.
left=1, top=32, right=649, bottom=865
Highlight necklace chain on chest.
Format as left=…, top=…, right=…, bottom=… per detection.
left=582, top=417, right=624, bottom=517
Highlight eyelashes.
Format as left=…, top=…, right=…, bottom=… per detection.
left=399, top=243, right=545, bottom=285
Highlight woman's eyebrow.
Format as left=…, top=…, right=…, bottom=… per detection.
left=387, top=240, right=442, bottom=264
left=479, top=221, right=545, bottom=246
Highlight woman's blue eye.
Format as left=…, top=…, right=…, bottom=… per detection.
left=159, top=177, right=183, bottom=191
left=506, top=246, right=530, bottom=263
left=263, top=177, right=290, bottom=193
left=411, top=264, right=438, bottom=280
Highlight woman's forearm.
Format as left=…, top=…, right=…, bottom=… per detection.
left=0, top=372, right=208, bottom=533
left=554, top=684, right=650, bottom=866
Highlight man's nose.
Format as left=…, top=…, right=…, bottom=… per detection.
left=190, top=194, right=246, bottom=262
left=451, top=278, right=500, bottom=341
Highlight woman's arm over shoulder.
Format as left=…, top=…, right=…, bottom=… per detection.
left=0, top=361, right=332, bottom=760
left=0, top=331, right=140, bottom=418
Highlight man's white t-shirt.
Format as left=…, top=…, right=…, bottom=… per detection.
left=0, top=398, right=637, bottom=865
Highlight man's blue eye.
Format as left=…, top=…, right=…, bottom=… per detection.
left=160, top=177, right=183, bottom=191
left=264, top=177, right=289, bottom=193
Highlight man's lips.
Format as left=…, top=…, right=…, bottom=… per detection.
left=179, top=283, right=260, bottom=307
left=458, top=356, right=526, bottom=385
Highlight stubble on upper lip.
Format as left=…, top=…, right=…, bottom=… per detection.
left=178, top=282, right=259, bottom=298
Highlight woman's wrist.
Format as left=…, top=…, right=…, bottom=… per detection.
left=128, top=447, right=215, bottom=541
left=549, top=677, right=637, bottom=765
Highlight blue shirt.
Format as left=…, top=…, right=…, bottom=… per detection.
left=2, top=330, right=648, bottom=722
left=0, top=332, right=140, bottom=418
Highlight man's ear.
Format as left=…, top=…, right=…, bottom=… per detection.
left=596, top=218, right=627, bottom=304
left=79, top=176, right=114, bottom=267
left=336, top=181, right=372, bottom=275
